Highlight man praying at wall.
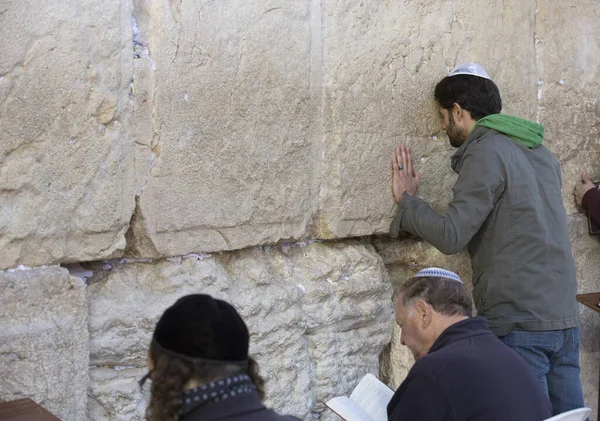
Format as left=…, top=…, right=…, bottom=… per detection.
left=389, top=63, right=585, bottom=415
left=388, top=268, right=551, bottom=421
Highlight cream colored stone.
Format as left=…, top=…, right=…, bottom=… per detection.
left=0, top=268, right=88, bottom=421
left=88, top=368, right=149, bottom=421
left=317, top=0, right=538, bottom=238
left=380, top=325, right=415, bottom=391
left=536, top=1, right=600, bottom=215
left=0, top=0, right=135, bottom=269
left=372, top=237, right=473, bottom=292
left=125, top=0, right=318, bottom=258
left=87, top=241, right=392, bottom=419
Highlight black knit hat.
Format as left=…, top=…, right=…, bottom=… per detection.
left=152, top=294, right=249, bottom=362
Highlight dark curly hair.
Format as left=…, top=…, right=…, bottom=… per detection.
left=140, top=340, right=265, bottom=421
left=434, top=74, right=502, bottom=120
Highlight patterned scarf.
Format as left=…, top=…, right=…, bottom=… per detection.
left=178, top=374, right=257, bottom=417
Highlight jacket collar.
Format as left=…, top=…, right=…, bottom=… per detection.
left=428, top=316, right=492, bottom=355
left=450, top=125, right=492, bottom=173
left=181, top=391, right=266, bottom=421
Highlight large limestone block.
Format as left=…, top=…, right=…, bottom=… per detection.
left=87, top=241, right=392, bottom=420
left=127, top=0, right=317, bottom=257
left=0, top=267, right=88, bottom=421
left=537, top=1, right=600, bottom=215
left=379, top=324, right=414, bottom=391
left=317, top=0, right=538, bottom=238
left=88, top=368, right=149, bottom=421
left=373, top=237, right=472, bottom=292
left=568, top=215, right=600, bottom=419
left=0, top=0, right=135, bottom=269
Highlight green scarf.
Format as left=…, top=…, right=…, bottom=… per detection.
left=475, top=114, right=544, bottom=148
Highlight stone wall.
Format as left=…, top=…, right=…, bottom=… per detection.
left=85, top=242, right=392, bottom=420
left=1, top=0, right=599, bottom=420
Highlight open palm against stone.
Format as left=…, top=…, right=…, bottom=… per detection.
left=392, top=145, right=421, bottom=203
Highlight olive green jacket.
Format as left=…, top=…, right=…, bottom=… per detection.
left=390, top=126, right=579, bottom=336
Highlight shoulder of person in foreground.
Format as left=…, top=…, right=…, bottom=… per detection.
left=389, top=371, right=454, bottom=421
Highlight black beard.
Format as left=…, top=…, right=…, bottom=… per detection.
left=447, top=116, right=468, bottom=148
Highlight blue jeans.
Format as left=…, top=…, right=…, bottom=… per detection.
left=498, top=327, right=586, bottom=417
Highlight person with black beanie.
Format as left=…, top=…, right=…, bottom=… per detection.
left=140, top=294, right=300, bottom=421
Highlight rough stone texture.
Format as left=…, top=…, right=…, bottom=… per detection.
left=537, top=1, right=600, bottom=215
left=88, top=368, right=149, bottom=421
left=0, top=0, right=135, bottom=269
left=1, top=1, right=600, bottom=420
left=373, top=237, right=472, bottom=388
left=127, top=0, right=318, bottom=258
left=569, top=215, right=600, bottom=420
left=317, top=0, right=538, bottom=238
left=87, top=241, right=392, bottom=420
left=0, top=268, right=88, bottom=421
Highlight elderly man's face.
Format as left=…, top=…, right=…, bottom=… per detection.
left=394, top=295, right=431, bottom=360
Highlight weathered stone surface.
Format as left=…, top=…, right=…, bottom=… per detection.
left=568, top=215, right=600, bottom=419
left=537, top=1, right=600, bottom=215
left=88, top=368, right=149, bottom=421
left=317, top=0, right=538, bottom=238
left=87, top=241, right=392, bottom=419
left=0, top=0, right=135, bottom=269
left=0, top=268, right=88, bottom=421
left=372, top=237, right=473, bottom=293
left=373, top=237, right=472, bottom=388
left=380, top=325, right=414, bottom=391
left=126, top=0, right=317, bottom=258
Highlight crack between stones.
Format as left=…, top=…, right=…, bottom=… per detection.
left=307, top=0, right=326, bottom=239
left=123, top=1, right=162, bottom=259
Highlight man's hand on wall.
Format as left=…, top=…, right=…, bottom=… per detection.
left=392, top=144, right=421, bottom=203
left=574, top=172, right=595, bottom=207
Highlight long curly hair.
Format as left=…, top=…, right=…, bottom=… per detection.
left=140, top=340, right=265, bottom=421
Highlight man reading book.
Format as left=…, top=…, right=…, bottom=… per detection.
left=388, top=268, right=552, bottom=421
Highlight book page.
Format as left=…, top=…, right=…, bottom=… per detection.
left=325, top=396, right=374, bottom=421
left=349, top=374, right=394, bottom=421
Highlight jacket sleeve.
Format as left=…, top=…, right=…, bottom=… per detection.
left=388, top=375, right=454, bottom=421
left=390, top=147, right=504, bottom=255
left=582, top=187, right=600, bottom=227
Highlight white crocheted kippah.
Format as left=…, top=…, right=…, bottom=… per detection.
left=448, top=62, right=491, bottom=81
left=413, top=267, right=463, bottom=283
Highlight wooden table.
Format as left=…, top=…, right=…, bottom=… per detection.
left=0, top=398, right=61, bottom=421
left=576, top=292, right=600, bottom=421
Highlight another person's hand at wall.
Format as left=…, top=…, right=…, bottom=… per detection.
left=392, top=144, right=421, bottom=203
left=575, top=172, right=600, bottom=227
left=574, top=172, right=595, bottom=206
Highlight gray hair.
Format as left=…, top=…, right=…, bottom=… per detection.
left=398, top=276, right=472, bottom=317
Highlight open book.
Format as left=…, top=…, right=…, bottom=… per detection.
left=325, top=374, right=394, bottom=421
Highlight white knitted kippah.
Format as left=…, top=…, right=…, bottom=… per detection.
left=413, top=267, right=463, bottom=283
left=448, top=62, right=491, bottom=81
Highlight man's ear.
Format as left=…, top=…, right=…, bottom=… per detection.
left=452, top=102, right=464, bottom=121
left=414, top=299, right=433, bottom=329
left=452, top=102, right=474, bottom=124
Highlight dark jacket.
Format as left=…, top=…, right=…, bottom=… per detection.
left=181, top=391, right=300, bottom=421
left=387, top=317, right=552, bottom=421
left=582, top=187, right=600, bottom=226
left=390, top=126, right=579, bottom=336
